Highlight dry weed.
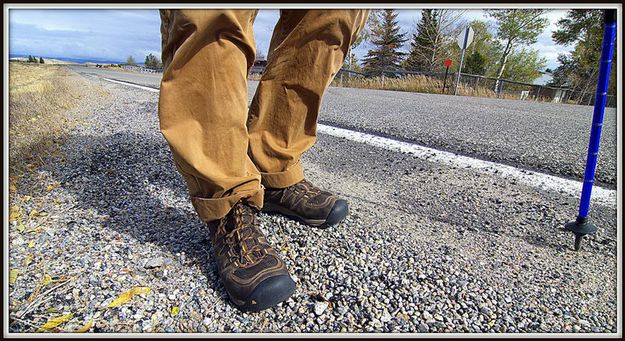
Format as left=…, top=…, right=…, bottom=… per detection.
left=9, top=62, right=108, bottom=175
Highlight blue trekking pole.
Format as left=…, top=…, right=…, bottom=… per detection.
left=565, top=9, right=617, bottom=251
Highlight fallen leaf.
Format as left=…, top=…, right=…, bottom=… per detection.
left=397, top=313, right=410, bottom=321
left=9, top=206, right=21, bottom=222
left=47, top=308, right=58, bottom=313
left=27, top=226, right=44, bottom=234
left=23, top=255, right=33, bottom=267
left=28, top=209, right=48, bottom=219
left=74, top=320, right=93, bottom=333
left=43, top=274, right=52, bottom=286
left=10, top=269, right=20, bottom=284
left=37, top=313, right=74, bottom=331
left=28, top=240, right=36, bottom=248
left=119, top=268, right=135, bottom=276
left=108, top=286, right=151, bottom=308
left=16, top=224, right=26, bottom=233
left=46, top=183, right=59, bottom=191
left=171, top=306, right=179, bottom=317
left=9, top=182, right=17, bottom=193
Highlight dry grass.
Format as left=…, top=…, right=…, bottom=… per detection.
left=9, top=62, right=108, bottom=176
left=10, top=57, right=77, bottom=65
left=331, top=74, right=521, bottom=100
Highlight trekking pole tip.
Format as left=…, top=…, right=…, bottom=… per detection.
left=564, top=217, right=598, bottom=251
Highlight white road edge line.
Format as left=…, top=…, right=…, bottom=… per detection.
left=318, top=125, right=616, bottom=208
left=98, top=76, right=617, bottom=208
left=99, top=76, right=160, bottom=92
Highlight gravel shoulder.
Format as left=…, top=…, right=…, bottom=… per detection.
left=8, top=69, right=618, bottom=334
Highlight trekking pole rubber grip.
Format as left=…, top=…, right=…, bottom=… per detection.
left=604, top=9, right=616, bottom=24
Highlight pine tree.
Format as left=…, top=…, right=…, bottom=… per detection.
left=362, top=10, right=407, bottom=75
left=463, top=51, right=486, bottom=75
left=404, top=9, right=441, bottom=72
left=144, top=53, right=162, bottom=69
left=39, top=57, right=44, bottom=64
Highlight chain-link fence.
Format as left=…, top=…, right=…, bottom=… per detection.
left=87, top=64, right=163, bottom=73
left=335, top=68, right=616, bottom=108
left=119, top=65, right=163, bottom=73
left=90, top=62, right=615, bottom=108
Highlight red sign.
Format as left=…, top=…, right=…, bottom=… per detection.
left=444, top=59, right=453, bottom=67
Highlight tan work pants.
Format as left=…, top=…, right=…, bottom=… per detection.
left=159, top=9, right=369, bottom=223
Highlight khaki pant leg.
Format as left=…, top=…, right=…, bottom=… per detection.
left=247, top=9, right=370, bottom=189
left=159, top=9, right=262, bottom=223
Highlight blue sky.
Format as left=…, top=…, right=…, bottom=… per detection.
left=9, top=9, right=571, bottom=78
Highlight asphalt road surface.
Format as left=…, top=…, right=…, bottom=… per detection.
left=69, top=65, right=618, bottom=188
left=9, top=65, right=616, bottom=334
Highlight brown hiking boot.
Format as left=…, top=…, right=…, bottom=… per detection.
left=207, top=200, right=295, bottom=311
left=263, top=179, right=349, bottom=228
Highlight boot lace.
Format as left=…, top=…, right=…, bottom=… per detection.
left=293, top=179, right=321, bottom=198
left=216, top=202, right=264, bottom=266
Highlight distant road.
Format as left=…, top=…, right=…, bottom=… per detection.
left=69, top=65, right=617, bottom=187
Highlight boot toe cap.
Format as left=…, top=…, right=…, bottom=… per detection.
left=243, top=274, right=296, bottom=312
left=325, top=199, right=349, bottom=226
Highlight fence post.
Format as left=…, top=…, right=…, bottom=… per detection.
left=535, top=86, right=542, bottom=101
left=577, top=92, right=586, bottom=105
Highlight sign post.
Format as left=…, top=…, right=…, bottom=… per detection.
left=453, top=26, right=474, bottom=96
left=442, top=59, right=453, bottom=93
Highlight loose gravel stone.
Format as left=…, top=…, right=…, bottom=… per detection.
left=144, top=258, right=166, bottom=269
left=314, top=302, right=329, bottom=316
